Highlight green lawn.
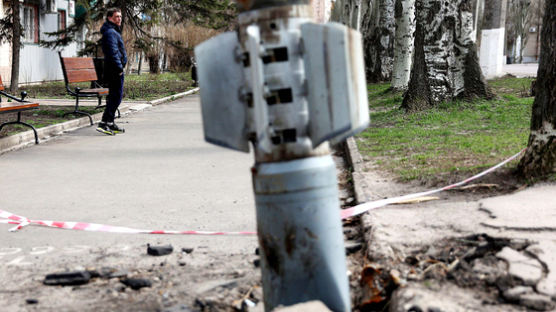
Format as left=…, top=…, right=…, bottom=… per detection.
left=357, top=77, right=535, bottom=185
left=19, top=71, right=194, bottom=101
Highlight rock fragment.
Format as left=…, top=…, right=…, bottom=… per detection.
left=43, top=271, right=91, bottom=286
left=496, top=247, right=543, bottom=286
left=120, top=277, right=152, bottom=290
left=147, top=244, right=174, bottom=256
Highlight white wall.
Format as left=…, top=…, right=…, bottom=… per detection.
left=19, top=0, right=80, bottom=84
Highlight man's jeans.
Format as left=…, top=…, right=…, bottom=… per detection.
left=102, top=73, right=124, bottom=123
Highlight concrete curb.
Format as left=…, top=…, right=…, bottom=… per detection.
left=0, top=88, right=199, bottom=155
left=343, top=137, right=372, bottom=204
left=148, top=88, right=199, bottom=106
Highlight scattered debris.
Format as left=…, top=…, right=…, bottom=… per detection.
left=108, top=270, right=129, bottom=279
left=345, top=241, right=363, bottom=254
left=457, top=183, right=499, bottom=190
left=120, top=277, right=152, bottom=290
left=392, top=196, right=439, bottom=204
left=181, top=247, right=194, bottom=254
left=358, top=263, right=400, bottom=310
left=43, top=271, right=92, bottom=286
left=147, top=244, right=174, bottom=256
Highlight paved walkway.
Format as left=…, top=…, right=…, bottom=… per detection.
left=502, top=63, right=539, bottom=78
left=0, top=94, right=257, bottom=262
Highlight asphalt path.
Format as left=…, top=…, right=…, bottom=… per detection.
left=0, top=95, right=258, bottom=265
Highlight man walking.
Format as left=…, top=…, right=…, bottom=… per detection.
left=97, top=8, right=127, bottom=135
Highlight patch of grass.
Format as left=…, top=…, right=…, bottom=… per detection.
left=357, top=77, right=533, bottom=185
left=19, top=72, right=193, bottom=101
left=488, top=76, right=535, bottom=96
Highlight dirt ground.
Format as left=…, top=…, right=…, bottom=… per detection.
left=0, top=147, right=370, bottom=312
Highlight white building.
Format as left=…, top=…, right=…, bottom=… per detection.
left=0, top=0, right=83, bottom=86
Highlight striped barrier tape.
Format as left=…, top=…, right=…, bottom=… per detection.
left=340, top=148, right=526, bottom=219
left=1, top=149, right=525, bottom=235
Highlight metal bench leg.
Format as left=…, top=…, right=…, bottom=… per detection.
left=63, top=111, right=93, bottom=126
left=63, top=96, right=93, bottom=125
left=0, top=112, right=39, bottom=144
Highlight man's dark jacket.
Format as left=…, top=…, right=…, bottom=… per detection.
left=101, top=21, right=127, bottom=75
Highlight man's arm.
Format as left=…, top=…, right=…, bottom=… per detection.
left=104, top=30, right=124, bottom=72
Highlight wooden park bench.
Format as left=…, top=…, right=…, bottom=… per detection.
left=59, top=52, right=119, bottom=125
left=0, top=75, right=40, bottom=144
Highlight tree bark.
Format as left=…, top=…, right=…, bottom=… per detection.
left=391, top=0, right=415, bottom=91
left=517, top=0, right=556, bottom=179
left=402, top=0, right=492, bottom=111
left=363, top=0, right=395, bottom=82
left=9, top=0, right=21, bottom=92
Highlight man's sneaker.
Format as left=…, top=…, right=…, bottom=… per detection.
left=96, top=122, right=115, bottom=135
left=107, top=122, right=125, bottom=133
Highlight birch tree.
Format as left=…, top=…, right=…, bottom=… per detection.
left=402, top=0, right=492, bottom=111
left=517, top=0, right=556, bottom=179
left=363, top=0, right=395, bottom=82
left=391, top=0, right=415, bottom=91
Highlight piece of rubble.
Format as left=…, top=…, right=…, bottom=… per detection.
left=109, top=270, right=129, bottom=279
left=181, top=247, right=194, bottom=254
left=147, top=244, right=174, bottom=256
left=120, top=277, right=152, bottom=290
left=526, top=241, right=556, bottom=300
left=496, top=247, right=543, bottom=286
left=345, top=241, right=363, bottom=254
left=502, top=286, right=534, bottom=302
left=519, top=293, right=555, bottom=311
left=272, top=300, right=331, bottom=311
left=43, top=271, right=91, bottom=286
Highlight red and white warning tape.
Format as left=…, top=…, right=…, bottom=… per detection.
left=1, top=149, right=525, bottom=235
left=340, top=148, right=525, bottom=219
left=0, top=209, right=256, bottom=235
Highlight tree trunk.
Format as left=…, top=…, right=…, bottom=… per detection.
left=10, top=0, right=21, bottom=92
left=330, top=0, right=365, bottom=29
left=148, top=54, right=160, bottom=74
left=363, top=0, right=395, bottom=82
left=517, top=0, right=556, bottom=179
left=402, top=0, right=492, bottom=111
left=391, top=0, right=415, bottom=91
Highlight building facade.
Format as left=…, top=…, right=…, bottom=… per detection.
left=0, top=0, right=82, bottom=86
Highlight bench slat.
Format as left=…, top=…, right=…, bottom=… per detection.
left=0, top=102, right=39, bottom=113
left=62, top=57, right=95, bottom=70
left=79, top=88, right=109, bottom=95
left=66, top=69, right=98, bottom=83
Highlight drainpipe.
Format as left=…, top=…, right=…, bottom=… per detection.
left=195, top=1, right=369, bottom=311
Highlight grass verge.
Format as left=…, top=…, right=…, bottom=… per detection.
left=19, top=72, right=194, bottom=101
left=356, top=76, right=535, bottom=186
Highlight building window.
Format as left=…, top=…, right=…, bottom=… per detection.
left=58, top=10, right=67, bottom=39
left=22, top=4, right=39, bottom=43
